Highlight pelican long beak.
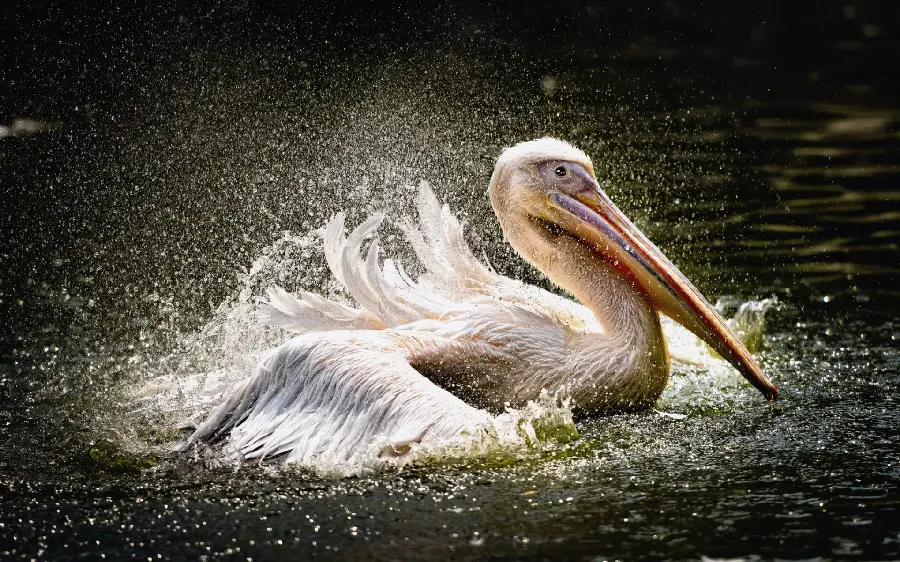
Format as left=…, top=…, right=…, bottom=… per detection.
left=548, top=187, right=778, bottom=402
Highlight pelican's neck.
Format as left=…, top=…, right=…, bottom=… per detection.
left=506, top=222, right=670, bottom=411
left=541, top=235, right=660, bottom=341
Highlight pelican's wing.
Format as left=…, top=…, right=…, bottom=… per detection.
left=257, top=212, right=435, bottom=334
left=260, top=181, right=598, bottom=335
left=185, top=331, right=494, bottom=465
left=397, top=181, right=498, bottom=295
left=258, top=286, right=385, bottom=333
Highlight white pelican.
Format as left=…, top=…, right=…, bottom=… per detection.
left=185, top=138, right=777, bottom=464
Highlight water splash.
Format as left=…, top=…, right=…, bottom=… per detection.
left=122, top=229, right=326, bottom=452
left=658, top=296, right=779, bottom=415
left=281, top=390, right=579, bottom=477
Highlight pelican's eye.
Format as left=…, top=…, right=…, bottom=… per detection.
left=554, top=166, right=567, bottom=177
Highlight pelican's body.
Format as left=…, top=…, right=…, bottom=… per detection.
left=186, top=139, right=777, bottom=464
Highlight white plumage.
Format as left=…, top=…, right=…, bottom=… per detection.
left=187, top=181, right=586, bottom=463
left=184, top=138, right=776, bottom=465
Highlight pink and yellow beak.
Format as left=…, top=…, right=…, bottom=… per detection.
left=549, top=181, right=778, bottom=402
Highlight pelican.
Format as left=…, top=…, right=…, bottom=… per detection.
left=185, top=138, right=777, bottom=465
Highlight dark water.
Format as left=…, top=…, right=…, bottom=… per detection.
left=2, top=1, right=899, bottom=559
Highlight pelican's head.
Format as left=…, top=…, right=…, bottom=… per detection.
left=488, top=138, right=778, bottom=402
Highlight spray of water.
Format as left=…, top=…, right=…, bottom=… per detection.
left=659, top=297, right=779, bottom=415
left=112, top=202, right=778, bottom=476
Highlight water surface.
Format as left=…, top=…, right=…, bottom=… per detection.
left=1, top=1, right=898, bottom=559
